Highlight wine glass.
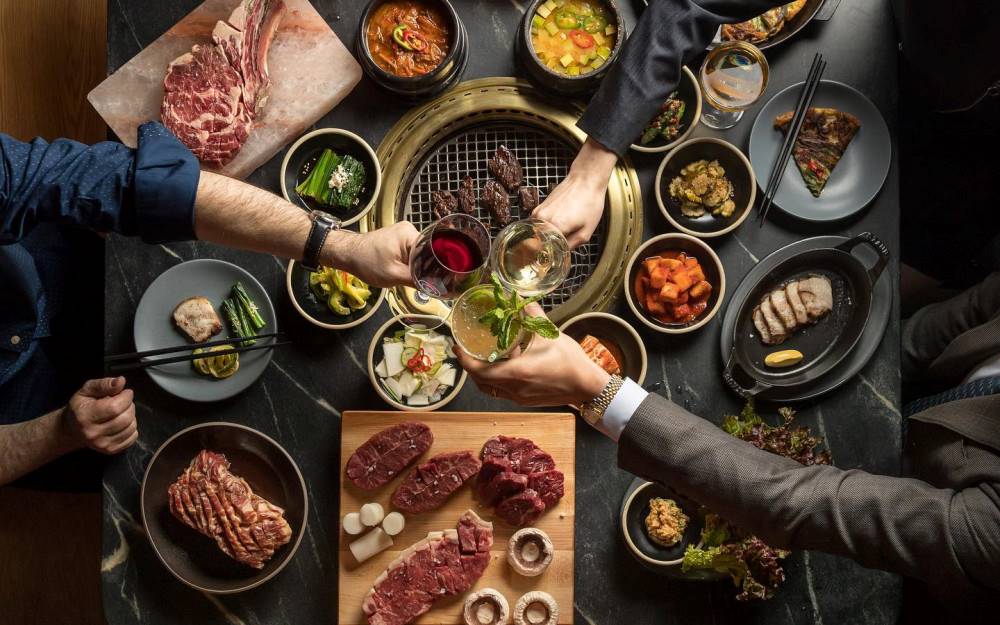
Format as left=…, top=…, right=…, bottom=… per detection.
left=489, top=218, right=571, bottom=298
left=409, top=213, right=491, bottom=302
left=699, top=41, right=769, bottom=130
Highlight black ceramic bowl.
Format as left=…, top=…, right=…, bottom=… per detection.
left=655, top=137, right=756, bottom=238
left=356, top=0, right=468, bottom=100
left=624, top=232, right=726, bottom=335
left=286, top=260, right=386, bottom=330
left=517, top=0, right=626, bottom=96
left=629, top=66, right=702, bottom=153
left=620, top=480, right=707, bottom=576
left=280, top=128, right=381, bottom=227
left=560, top=312, right=648, bottom=384
left=141, top=423, right=307, bottom=593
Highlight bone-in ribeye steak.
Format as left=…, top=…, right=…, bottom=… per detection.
left=391, top=450, right=482, bottom=514
left=362, top=510, right=493, bottom=625
left=346, top=422, right=433, bottom=491
left=477, top=435, right=564, bottom=526
left=167, top=450, right=293, bottom=569
left=161, top=0, right=286, bottom=167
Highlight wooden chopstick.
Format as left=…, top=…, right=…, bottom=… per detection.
left=104, top=332, right=283, bottom=363
left=758, top=55, right=826, bottom=227
left=106, top=340, right=290, bottom=373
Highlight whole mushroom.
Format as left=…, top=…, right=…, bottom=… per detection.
left=463, top=588, right=510, bottom=625
left=506, top=527, right=554, bottom=577
left=513, top=591, right=558, bottom=625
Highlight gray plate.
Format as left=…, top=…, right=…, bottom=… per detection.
left=719, top=235, right=891, bottom=402
left=133, top=259, right=277, bottom=402
left=748, top=80, right=891, bottom=222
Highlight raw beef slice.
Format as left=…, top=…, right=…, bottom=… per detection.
left=479, top=435, right=564, bottom=526
left=528, top=470, right=565, bottom=508
left=391, top=450, right=482, bottom=514
left=346, top=422, right=433, bottom=491
left=495, top=489, right=546, bottom=527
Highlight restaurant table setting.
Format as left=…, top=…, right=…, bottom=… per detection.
left=98, top=0, right=903, bottom=624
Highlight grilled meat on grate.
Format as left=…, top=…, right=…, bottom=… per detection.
left=518, top=186, right=540, bottom=215
left=480, top=180, right=511, bottom=226
left=487, top=145, right=522, bottom=192
left=457, top=175, right=477, bottom=214
left=431, top=190, right=458, bottom=219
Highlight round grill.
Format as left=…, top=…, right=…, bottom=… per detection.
left=401, top=122, right=608, bottom=309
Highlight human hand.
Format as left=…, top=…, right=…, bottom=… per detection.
left=532, top=138, right=617, bottom=249
left=325, top=221, right=420, bottom=288
left=455, top=304, right=610, bottom=406
left=61, top=377, right=138, bottom=455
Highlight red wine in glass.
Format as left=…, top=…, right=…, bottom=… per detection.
left=410, top=214, right=490, bottom=300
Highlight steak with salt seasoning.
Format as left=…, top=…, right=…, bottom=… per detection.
left=391, top=450, right=482, bottom=514
left=363, top=510, right=493, bottom=625
left=346, top=422, right=433, bottom=491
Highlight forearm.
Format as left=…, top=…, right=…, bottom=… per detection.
left=567, top=138, right=618, bottom=190
left=0, top=408, right=78, bottom=485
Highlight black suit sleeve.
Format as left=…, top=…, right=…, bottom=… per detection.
left=579, top=0, right=782, bottom=155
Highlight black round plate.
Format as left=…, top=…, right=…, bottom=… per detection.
left=141, top=423, right=307, bottom=593
left=748, top=80, right=892, bottom=222
left=719, top=235, right=893, bottom=402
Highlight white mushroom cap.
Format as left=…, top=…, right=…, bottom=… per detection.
left=513, top=591, right=558, bottom=625
left=506, top=528, right=554, bottom=577
left=463, top=588, right=510, bottom=625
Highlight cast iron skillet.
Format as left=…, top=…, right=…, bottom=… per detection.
left=723, top=232, right=889, bottom=398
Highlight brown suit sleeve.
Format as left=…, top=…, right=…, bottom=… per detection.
left=617, top=393, right=1000, bottom=591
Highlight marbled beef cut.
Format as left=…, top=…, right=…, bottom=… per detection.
left=477, top=436, right=564, bottom=526
left=481, top=471, right=529, bottom=507
left=363, top=510, right=493, bottom=625
left=346, top=422, right=433, bottom=491
left=528, top=469, right=565, bottom=508
left=391, top=450, right=482, bottom=514
left=495, top=489, right=546, bottom=527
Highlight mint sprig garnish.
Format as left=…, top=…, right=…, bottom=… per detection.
left=478, top=274, right=560, bottom=356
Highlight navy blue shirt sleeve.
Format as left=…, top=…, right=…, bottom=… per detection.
left=578, top=0, right=782, bottom=155
left=0, top=121, right=199, bottom=245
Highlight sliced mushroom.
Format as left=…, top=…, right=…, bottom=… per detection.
left=506, top=528, right=554, bottom=577
left=513, top=591, right=558, bottom=625
left=463, top=588, right=510, bottom=625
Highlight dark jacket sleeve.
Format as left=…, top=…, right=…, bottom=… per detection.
left=617, top=393, right=1000, bottom=592
left=579, top=0, right=781, bottom=155
left=0, top=121, right=198, bottom=245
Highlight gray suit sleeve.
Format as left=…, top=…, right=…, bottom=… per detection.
left=579, top=0, right=781, bottom=155
left=617, top=393, right=1000, bottom=591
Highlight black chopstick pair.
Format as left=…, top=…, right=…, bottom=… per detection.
left=758, top=53, right=827, bottom=227
left=105, top=333, right=288, bottom=373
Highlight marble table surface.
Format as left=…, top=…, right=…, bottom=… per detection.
left=102, top=1, right=903, bottom=624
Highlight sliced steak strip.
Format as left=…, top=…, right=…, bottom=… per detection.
left=391, top=450, right=482, bottom=514
left=346, top=422, right=433, bottom=491
left=495, top=489, right=546, bottom=527
left=517, top=447, right=555, bottom=474
left=458, top=175, right=477, bottom=214
left=481, top=471, right=529, bottom=507
left=528, top=470, right=565, bottom=509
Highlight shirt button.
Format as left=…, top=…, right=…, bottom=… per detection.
left=10, top=335, right=21, bottom=345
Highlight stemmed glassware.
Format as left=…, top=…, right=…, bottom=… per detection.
left=699, top=40, right=769, bottom=129
left=489, top=218, right=571, bottom=298
left=408, top=213, right=491, bottom=302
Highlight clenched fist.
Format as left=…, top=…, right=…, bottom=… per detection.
left=61, top=377, right=138, bottom=455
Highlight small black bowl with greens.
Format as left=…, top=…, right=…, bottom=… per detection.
left=630, top=66, right=702, bottom=154
left=280, top=128, right=382, bottom=227
left=286, top=260, right=385, bottom=330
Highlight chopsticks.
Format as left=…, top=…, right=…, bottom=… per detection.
left=105, top=334, right=287, bottom=373
left=758, top=53, right=826, bottom=227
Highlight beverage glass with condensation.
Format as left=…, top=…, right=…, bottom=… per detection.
left=450, top=284, right=529, bottom=362
left=490, top=218, right=571, bottom=297
left=699, top=41, right=769, bottom=129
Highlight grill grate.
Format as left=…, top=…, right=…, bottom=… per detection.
left=401, top=122, right=608, bottom=309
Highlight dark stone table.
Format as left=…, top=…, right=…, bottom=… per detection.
left=102, top=1, right=902, bottom=624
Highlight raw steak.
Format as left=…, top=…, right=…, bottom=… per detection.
left=528, top=470, right=565, bottom=508
left=362, top=510, right=493, bottom=625
left=495, top=489, right=546, bottom=527
left=167, top=450, right=293, bottom=569
left=487, top=145, right=522, bottom=191
left=346, top=422, right=433, bottom=491
left=161, top=0, right=286, bottom=167
left=478, top=436, right=564, bottom=526
left=480, top=471, right=528, bottom=507
left=391, top=450, right=482, bottom=514
left=480, top=180, right=511, bottom=226
left=457, top=175, right=476, bottom=214
left=518, top=448, right=555, bottom=474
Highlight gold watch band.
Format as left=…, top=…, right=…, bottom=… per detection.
left=581, top=374, right=624, bottom=425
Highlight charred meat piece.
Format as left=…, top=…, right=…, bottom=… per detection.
left=457, top=175, right=476, bottom=214
left=518, top=186, right=540, bottom=215
left=345, top=422, right=433, bottom=491
left=488, top=145, right=522, bottom=191
left=391, top=450, right=482, bottom=514
left=431, top=190, right=458, bottom=219
left=167, top=450, right=293, bottom=569
left=481, top=180, right=512, bottom=226
left=173, top=296, right=223, bottom=343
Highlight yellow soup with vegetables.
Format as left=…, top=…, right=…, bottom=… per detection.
left=530, top=0, right=617, bottom=76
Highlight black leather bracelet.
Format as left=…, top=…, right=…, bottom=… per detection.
left=302, top=210, right=340, bottom=272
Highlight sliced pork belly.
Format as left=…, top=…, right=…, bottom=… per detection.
left=758, top=297, right=788, bottom=343
left=769, top=289, right=798, bottom=330
left=752, top=307, right=773, bottom=344
left=785, top=281, right=809, bottom=325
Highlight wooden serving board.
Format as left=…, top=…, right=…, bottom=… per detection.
left=87, top=0, right=361, bottom=179
left=339, top=411, right=576, bottom=625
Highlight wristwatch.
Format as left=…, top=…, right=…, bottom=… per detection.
left=580, top=374, right=624, bottom=426
left=301, top=210, right=341, bottom=272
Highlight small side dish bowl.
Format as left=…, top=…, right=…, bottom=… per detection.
left=620, top=480, right=705, bottom=575
left=655, top=137, right=756, bottom=238
left=624, top=232, right=726, bottom=335
left=141, top=422, right=307, bottom=593
left=559, top=312, right=648, bottom=385
left=286, top=260, right=386, bottom=330
left=629, top=66, right=702, bottom=154
left=367, top=314, right=467, bottom=411
left=280, top=128, right=382, bottom=228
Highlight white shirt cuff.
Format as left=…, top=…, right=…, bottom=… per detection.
left=592, top=378, right=648, bottom=442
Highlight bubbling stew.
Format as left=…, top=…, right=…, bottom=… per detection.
left=366, top=0, right=451, bottom=78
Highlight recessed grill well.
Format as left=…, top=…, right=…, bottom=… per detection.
left=401, top=122, right=608, bottom=309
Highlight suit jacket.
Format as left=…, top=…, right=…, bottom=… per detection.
left=618, top=273, right=1000, bottom=595
left=579, top=0, right=782, bottom=155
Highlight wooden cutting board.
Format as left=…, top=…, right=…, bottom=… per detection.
left=339, top=411, right=576, bottom=625
left=87, top=0, right=361, bottom=179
